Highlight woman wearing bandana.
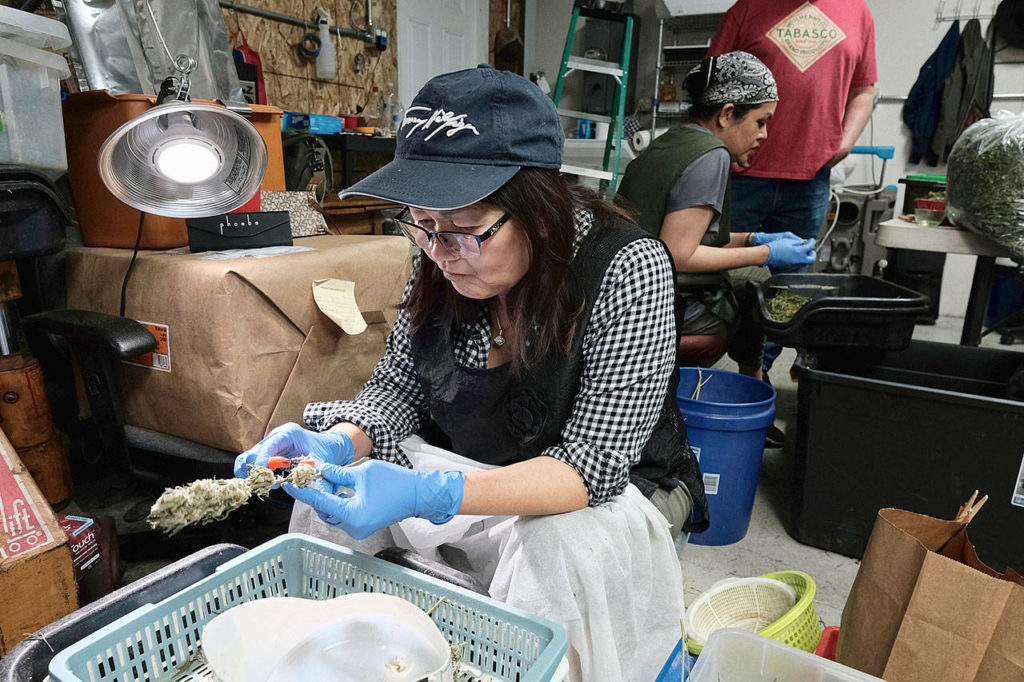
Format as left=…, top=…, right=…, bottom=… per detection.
left=235, top=65, right=707, bottom=680
left=617, top=51, right=815, bottom=383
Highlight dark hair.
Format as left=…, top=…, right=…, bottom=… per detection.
left=683, top=58, right=761, bottom=123
left=402, top=168, right=634, bottom=375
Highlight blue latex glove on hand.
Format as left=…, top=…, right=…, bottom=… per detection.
left=764, top=236, right=816, bottom=270
left=750, top=231, right=802, bottom=246
left=233, top=422, right=354, bottom=479
left=283, top=459, right=465, bottom=540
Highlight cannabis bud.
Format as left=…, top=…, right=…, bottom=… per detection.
left=148, top=462, right=320, bottom=535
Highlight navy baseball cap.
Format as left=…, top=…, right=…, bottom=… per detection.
left=339, top=65, right=564, bottom=210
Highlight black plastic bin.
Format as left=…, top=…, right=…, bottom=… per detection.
left=788, top=340, right=1024, bottom=573
left=752, top=273, right=929, bottom=351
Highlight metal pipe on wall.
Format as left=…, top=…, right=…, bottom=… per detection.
left=218, top=0, right=373, bottom=42
left=366, top=0, right=374, bottom=29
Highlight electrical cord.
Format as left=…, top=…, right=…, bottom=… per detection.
left=120, top=211, right=146, bottom=317
left=815, top=188, right=842, bottom=254
left=360, top=52, right=383, bottom=112
left=298, top=32, right=322, bottom=58
left=143, top=0, right=200, bottom=73
left=832, top=185, right=889, bottom=196
left=868, top=113, right=877, bottom=187
left=349, top=0, right=370, bottom=32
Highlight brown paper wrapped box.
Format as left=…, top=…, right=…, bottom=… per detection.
left=838, top=508, right=1024, bottom=681
left=67, top=235, right=411, bottom=453
left=0, top=428, right=78, bottom=655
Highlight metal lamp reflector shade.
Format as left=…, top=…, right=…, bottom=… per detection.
left=97, top=102, right=268, bottom=218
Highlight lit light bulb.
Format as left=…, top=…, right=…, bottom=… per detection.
left=154, top=139, right=222, bottom=184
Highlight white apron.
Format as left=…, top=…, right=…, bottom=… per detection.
left=289, top=436, right=684, bottom=681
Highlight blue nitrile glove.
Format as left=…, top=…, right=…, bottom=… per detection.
left=283, top=459, right=465, bottom=540
left=764, top=236, right=816, bottom=269
left=751, top=231, right=802, bottom=246
left=233, top=422, right=354, bottom=479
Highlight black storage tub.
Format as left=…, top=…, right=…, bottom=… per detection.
left=752, top=273, right=929, bottom=351
left=788, top=340, right=1024, bottom=573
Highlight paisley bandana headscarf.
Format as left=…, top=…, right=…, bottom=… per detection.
left=689, top=51, right=778, bottom=106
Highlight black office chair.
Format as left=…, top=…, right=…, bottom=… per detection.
left=3, top=164, right=289, bottom=557
left=20, top=305, right=307, bottom=564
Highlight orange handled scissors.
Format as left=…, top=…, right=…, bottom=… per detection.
left=266, top=456, right=316, bottom=472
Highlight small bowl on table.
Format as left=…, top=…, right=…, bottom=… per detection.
left=914, top=198, right=946, bottom=226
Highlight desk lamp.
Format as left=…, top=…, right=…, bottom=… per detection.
left=94, top=58, right=268, bottom=315
left=97, top=56, right=267, bottom=219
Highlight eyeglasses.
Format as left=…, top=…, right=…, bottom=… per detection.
left=394, top=208, right=511, bottom=258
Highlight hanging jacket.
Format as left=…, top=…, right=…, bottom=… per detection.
left=902, top=20, right=961, bottom=165
left=932, top=19, right=994, bottom=163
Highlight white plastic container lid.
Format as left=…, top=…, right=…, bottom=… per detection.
left=0, top=5, right=71, bottom=50
left=0, top=34, right=70, bottom=79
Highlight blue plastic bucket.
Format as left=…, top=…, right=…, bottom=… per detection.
left=654, top=637, right=694, bottom=681
left=677, top=368, right=776, bottom=546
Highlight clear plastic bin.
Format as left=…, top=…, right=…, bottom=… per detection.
left=689, top=629, right=884, bottom=681
left=0, top=34, right=70, bottom=172
left=0, top=4, right=71, bottom=49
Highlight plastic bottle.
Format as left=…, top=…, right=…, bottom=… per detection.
left=366, top=85, right=385, bottom=131
left=315, top=9, right=336, bottom=80
left=386, top=82, right=404, bottom=136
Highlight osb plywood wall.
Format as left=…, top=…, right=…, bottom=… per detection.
left=222, top=0, right=398, bottom=116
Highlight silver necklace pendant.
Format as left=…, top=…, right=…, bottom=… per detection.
left=492, top=306, right=505, bottom=347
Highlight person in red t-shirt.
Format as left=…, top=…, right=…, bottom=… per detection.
left=709, top=0, right=877, bottom=392
left=709, top=0, right=877, bottom=234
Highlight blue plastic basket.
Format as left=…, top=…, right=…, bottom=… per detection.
left=48, top=534, right=569, bottom=682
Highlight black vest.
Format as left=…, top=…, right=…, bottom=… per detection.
left=616, top=126, right=732, bottom=244
left=410, top=220, right=709, bottom=533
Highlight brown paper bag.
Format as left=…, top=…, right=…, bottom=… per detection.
left=838, top=508, right=1024, bottom=681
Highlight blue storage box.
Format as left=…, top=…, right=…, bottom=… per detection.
left=282, top=111, right=344, bottom=134
left=282, top=111, right=309, bottom=131
left=48, top=534, right=569, bottom=681
left=309, top=114, right=344, bottom=134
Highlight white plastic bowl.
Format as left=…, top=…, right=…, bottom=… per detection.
left=201, top=593, right=453, bottom=682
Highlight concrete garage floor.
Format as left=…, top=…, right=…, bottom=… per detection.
left=679, top=341, right=859, bottom=629
left=64, top=315, right=1014, bottom=630
left=683, top=314, right=1014, bottom=628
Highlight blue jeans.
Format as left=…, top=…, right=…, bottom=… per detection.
left=730, top=166, right=832, bottom=242
left=729, top=166, right=832, bottom=370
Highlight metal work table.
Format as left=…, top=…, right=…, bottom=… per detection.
left=876, top=218, right=1012, bottom=345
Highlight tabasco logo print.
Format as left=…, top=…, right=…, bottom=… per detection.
left=767, top=2, right=846, bottom=72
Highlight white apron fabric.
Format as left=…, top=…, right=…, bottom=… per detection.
left=288, top=436, right=685, bottom=681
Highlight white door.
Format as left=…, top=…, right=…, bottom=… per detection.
left=396, top=0, right=489, bottom=108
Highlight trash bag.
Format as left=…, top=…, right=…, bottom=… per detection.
left=946, top=111, right=1024, bottom=262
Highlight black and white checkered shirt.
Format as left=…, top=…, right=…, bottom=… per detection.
left=304, top=209, right=676, bottom=504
